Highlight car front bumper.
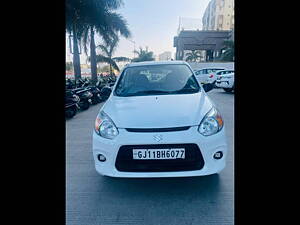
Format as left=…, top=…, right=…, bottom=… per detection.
left=216, top=80, right=233, bottom=88
left=92, top=126, right=228, bottom=178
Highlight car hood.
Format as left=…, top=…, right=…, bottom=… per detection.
left=101, top=92, right=214, bottom=128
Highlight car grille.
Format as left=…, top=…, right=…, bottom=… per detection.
left=115, top=144, right=204, bottom=172
left=125, top=126, right=190, bottom=133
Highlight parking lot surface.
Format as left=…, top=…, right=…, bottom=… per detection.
left=66, top=88, right=234, bottom=225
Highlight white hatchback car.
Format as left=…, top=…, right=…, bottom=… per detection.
left=93, top=61, right=228, bottom=178
left=194, top=68, right=225, bottom=85
left=215, top=70, right=234, bottom=92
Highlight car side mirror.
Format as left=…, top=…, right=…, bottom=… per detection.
left=202, top=83, right=214, bottom=92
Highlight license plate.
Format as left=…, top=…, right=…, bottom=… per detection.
left=132, top=148, right=185, bottom=160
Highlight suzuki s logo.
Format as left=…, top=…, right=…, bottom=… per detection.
left=153, top=134, right=163, bottom=142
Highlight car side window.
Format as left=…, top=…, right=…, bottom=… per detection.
left=197, top=70, right=203, bottom=75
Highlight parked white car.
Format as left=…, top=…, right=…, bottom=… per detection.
left=93, top=61, right=228, bottom=178
left=194, top=68, right=225, bottom=85
left=215, top=70, right=234, bottom=92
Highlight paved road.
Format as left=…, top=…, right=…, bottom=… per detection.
left=66, top=88, right=234, bottom=225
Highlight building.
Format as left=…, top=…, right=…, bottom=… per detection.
left=202, top=0, right=234, bottom=31
left=172, top=0, right=234, bottom=61
left=158, top=51, right=172, bottom=61
left=174, top=30, right=233, bottom=61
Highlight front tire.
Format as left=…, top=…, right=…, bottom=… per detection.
left=65, top=107, right=77, bottom=118
left=91, top=96, right=99, bottom=105
left=212, top=81, right=217, bottom=88
left=80, top=100, right=90, bottom=110
left=223, top=88, right=233, bottom=92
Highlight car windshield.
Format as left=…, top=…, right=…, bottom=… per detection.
left=114, top=64, right=200, bottom=97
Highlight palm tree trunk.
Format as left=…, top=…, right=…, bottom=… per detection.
left=72, top=23, right=81, bottom=80
left=109, top=63, right=112, bottom=76
left=90, top=27, right=98, bottom=85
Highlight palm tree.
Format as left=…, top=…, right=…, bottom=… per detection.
left=221, top=40, right=234, bottom=61
left=132, top=47, right=155, bottom=62
left=66, top=0, right=131, bottom=82
left=92, top=35, right=130, bottom=75
left=185, top=50, right=202, bottom=62
left=66, top=0, right=87, bottom=79
left=80, top=2, right=131, bottom=84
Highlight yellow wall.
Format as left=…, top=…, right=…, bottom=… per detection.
left=202, top=0, right=234, bottom=31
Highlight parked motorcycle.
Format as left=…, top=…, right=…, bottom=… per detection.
left=107, top=75, right=116, bottom=87
left=78, top=79, right=102, bottom=104
left=96, top=79, right=112, bottom=101
left=66, top=78, right=95, bottom=109
left=71, top=87, right=93, bottom=110
left=100, top=86, right=112, bottom=101
left=65, top=90, right=80, bottom=118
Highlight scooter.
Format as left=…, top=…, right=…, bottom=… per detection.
left=79, top=79, right=102, bottom=104
left=107, top=76, right=116, bottom=87
left=96, top=79, right=112, bottom=101
left=72, top=87, right=93, bottom=110
left=66, top=79, right=93, bottom=110
left=65, top=91, right=80, bottom=118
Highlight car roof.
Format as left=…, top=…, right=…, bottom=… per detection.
left=199, top=67, right=226, bottom=70
left=195, top=67, right=226, bottom=71
left=125, top=60, right=188, bottom=68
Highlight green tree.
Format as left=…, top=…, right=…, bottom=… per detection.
left=93, top=35, right=131, bottom=75
left=185, top=50, right=202, bottom=62
left=221, top=40, right=234, bottom=61
left=66, top=0, right=97, bottom=79
left=80, top=1, right=131, bottom=84
left=132, top=47, right=155, bottom=62
left=66, top=0, right=131, bottom=83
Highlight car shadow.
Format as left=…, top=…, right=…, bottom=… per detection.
left=213, top=90, right=234, bottom=95
left=96, top=174, right=222, bottom=201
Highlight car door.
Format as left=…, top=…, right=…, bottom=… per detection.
left=216, top=70, right=224, bottom=81
left=206, top=69, right=219, bottom=83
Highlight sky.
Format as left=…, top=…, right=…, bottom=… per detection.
left=66, top=0, right=211, bottom=62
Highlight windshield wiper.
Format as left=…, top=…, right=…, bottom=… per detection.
left=123, top=90, right=172, bottom=96
left=173, top=88, right=199, bottom=94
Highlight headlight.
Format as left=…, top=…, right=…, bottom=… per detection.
left=94, top=111, right=119, bottom=139
left=198, top=107, right=224, bottom=136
